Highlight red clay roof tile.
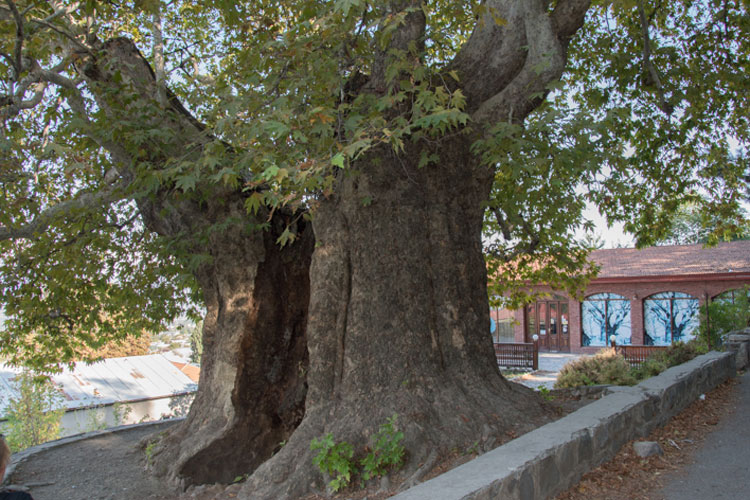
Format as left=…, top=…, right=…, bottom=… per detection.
left=589, top=240, right=750, bottom=278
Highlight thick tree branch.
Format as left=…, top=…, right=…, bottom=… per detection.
left=0, top=180, right=129, bottom=242
left=152, top=8, right=167, bottom=106
left=70, top=37, right=242, bottom=237
left=450, top=1, right=527, bottom=113
left=452, top=0, right=590, bottom=125
left=638, top=0, right=673, bottom=115
left=1, top=57, right=80, bottom=120
left=0, top=0, right=84, bottom=120
left=551, top=0, right=591, bottom=44
left=364, top=1, right=426, bottom=94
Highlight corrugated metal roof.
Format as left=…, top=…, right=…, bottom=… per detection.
left=0, top=354, right=198, bottom=417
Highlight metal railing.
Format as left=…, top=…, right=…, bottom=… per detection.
left=494, top=341, right=539, bottom=371
left=614, top=344, right=668, bottom=367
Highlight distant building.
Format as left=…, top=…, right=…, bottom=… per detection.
left=493, top=241, right=750, bottom=353
left=0, top=354, right=199, bottom=437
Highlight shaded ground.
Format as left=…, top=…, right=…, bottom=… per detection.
left=6, top=371, right=737, bottom=500
left=5, top=424, right=176, bottom=500
left=3, top=388, right=597, bottom=500
left=555, top=374, right=739, bottom=500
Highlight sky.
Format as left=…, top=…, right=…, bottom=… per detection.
left=580, top=204, right=635, bottom=248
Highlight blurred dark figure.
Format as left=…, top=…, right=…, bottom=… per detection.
left=0, top=434, right=34, bottom=500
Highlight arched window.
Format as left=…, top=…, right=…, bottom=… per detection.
left=714, top=288, right=750, bottom=304
left=644, top=292, right=700, bottom=346
left=581, top=293, right=631, bottom=347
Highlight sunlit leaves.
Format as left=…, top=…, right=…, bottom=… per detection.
left=2, top=0, right=749, bottom=369
left=0, top=201, right=197, bottom=371
left=561, top=0, right=749, bottom=246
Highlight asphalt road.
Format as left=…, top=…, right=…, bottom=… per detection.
left=657, top=369, right=750, bottom=500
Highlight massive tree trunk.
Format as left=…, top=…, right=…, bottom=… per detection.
left=237, top=1, right=591, bottom=497
left=143, top=200, right=313, bottom=488
left=74, top=38, right=314, bottom=487
left=70, top=0, right=590, bottom=494
left=239, top=138, right=553, bottom=499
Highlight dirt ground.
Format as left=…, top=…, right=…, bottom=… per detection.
left=1, top=381, right=735, bottom=500
left=554, top=375, right=739, bottom=500
left=3, top=422, right=244, bottom=500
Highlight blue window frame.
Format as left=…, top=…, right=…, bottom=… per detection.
left=581, top=293, right=631, bottom=347
left=644, top=292, right=700, bottom=346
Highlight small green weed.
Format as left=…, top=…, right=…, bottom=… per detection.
left=310, top=433, right=357, bottom=492
left=360, top=414, right=405, bottom=480
left=463, top=440, right=480, bottom=456
left=537, top=386, right=554, bottom=400
left=310, top=414, right=407, bottom=492
left=144, top=441, right=157, bottom=465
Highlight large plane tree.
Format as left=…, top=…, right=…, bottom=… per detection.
left=1, top=0, right=747, bottom=498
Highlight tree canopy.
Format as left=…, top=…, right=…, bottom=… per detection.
left=655, top=201, right=749, bottom=245
left=1, top=0, right=747, bottom=369
left=2, top=0, right=749, bottom=496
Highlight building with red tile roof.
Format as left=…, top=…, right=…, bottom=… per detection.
left=499, top=241, right=750, bottom=353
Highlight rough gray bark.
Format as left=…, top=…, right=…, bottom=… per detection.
left=64, top=0, right=591, bottom=495
left=236, top=2, right=591, bottom=497
left=146, top=202, right=313, bottom=487
left=72, top=37, right=314, bottom=487
left=238, top=138, right=552, bottom=499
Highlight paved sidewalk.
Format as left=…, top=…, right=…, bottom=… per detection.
left=511, top=353, right=585, bottom=390
left=657, top=370, right=750, bottom=500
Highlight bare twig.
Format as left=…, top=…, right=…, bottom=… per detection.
left=492, top=207, right=513, bottom=241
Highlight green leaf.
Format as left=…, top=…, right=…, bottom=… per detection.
left=175, top=174, right=197, bottom=192
left=331, top=153, right=346, bottom=168
left=276, top=227, right=295, bottom=246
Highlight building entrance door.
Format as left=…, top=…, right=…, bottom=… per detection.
left=526, top=297, right=570, bottom=352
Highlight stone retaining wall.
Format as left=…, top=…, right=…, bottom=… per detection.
left=725, top=327, right=750, bottom=370
left=392, top=350, right=738, bottom=500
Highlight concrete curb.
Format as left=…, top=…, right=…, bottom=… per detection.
left=392, top=351, right=736, bottom=500
left=3, top=418, right=182, bottom=485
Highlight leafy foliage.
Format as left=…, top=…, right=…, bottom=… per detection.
left=560, top=0, right=750, bottom=248
left=657, top=202, right=750, bottom=246
left=73, top=333, right=152, bottom=362
left=629, top=341, right=706, bottom=380
left=556, top=341, right=706, bottom=388
left=2, top=371, right=64, bottom=451
left=310, top=414, right=406, bottom=491
left=0, top=0, right=748, bottom=369
left=697, top=288, right=750, bottom=347
left=487, top=0, right=749, bottom=306
left=555, top=348, right=636, bottom=388
left=310, top=433, right=357, bottom=492
left=360, top=414, right=405, bottom=481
